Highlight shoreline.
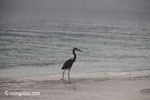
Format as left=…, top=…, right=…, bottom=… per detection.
left=1, top=68, right=150, bottom=80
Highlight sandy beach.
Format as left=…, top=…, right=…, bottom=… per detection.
left=0, top=74, right=150, bottom=100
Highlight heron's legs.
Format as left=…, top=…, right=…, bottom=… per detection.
left=68, top=69, right=71, bottom=82
left=62, top=70, right=65, bottom=80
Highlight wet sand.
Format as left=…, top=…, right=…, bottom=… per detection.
left=0, top=75, right=150, bottom=100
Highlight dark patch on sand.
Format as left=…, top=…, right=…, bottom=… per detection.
left=140, top=88, right=150, bottom=93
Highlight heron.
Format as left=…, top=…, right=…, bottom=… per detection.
left=61, top=47, right=83, bottom=82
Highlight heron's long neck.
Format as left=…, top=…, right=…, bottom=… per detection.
left=72, top=50, right=76, bottom=62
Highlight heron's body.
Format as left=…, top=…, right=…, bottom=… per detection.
left=61, top=47, right=82, bottom=82
left=62, top=59, right=74, bottom=70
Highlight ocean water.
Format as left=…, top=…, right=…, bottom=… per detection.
left=0, top=17, right=150, bottom=78
left=0, top=0, right=150, bottom=78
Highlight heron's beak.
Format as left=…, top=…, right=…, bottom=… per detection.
left=78, top=49, right=83, bottom=52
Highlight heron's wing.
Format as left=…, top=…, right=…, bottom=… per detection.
left=62, top=59, right=73, bottom=69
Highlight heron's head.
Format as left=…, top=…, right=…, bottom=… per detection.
left=73, top=47, right=83, bottom=52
